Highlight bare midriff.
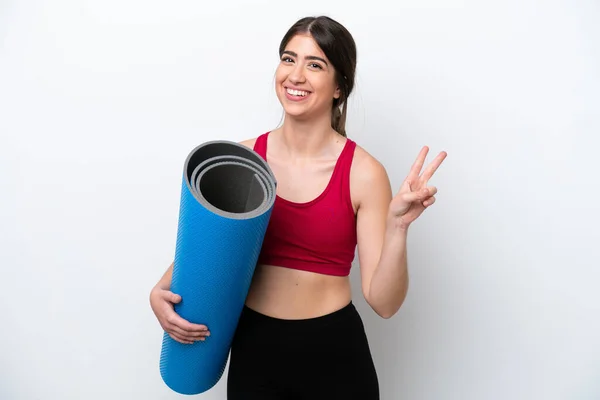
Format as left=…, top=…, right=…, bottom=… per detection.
left=244, top=263, right=352, bottom=319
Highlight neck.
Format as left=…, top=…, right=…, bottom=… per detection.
left=279, top=111, right=338, bottom=157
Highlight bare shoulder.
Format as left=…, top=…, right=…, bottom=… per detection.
left=350, top=143, right=393, bottom=210
left=239, top=137, right=258, bottom=149
left=351, top=143, right=392, bottom=189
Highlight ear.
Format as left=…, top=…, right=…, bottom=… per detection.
left=333, top=86, right=341, bottom=99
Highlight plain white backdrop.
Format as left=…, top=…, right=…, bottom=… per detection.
left=1, top=0, right=599, bottom=399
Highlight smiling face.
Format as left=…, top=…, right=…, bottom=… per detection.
left=275, top=34, right=340, bottom=120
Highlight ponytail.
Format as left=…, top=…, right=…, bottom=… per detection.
left=331, top=101, right=348, bottom=137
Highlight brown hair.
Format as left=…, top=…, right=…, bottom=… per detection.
left=278, top=16, right=357, bottom=137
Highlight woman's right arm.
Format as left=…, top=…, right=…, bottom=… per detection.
left=150, top=262, right=211, bottom=344
left=150, top=137, right=257, bottom=344
left=154, top=262, right=174, bottom=291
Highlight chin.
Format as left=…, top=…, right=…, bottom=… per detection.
left=277, top=95, right=308, bottom=118
left=283, top=105, right=319, bottom=122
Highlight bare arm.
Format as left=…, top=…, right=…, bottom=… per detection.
left=149, top=137, right=259, bottom=343
left=354, top=156, right=408, bottom=319
left=149, top=261, right=210, bottom=343
left=362, top=211, right=411, bottom=319
left=354, top=146, right=446, bottom=319
left=154, top=262, right=174, bottom=290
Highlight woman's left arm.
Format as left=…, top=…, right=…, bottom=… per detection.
left=356, top=146, right=446, bottom=319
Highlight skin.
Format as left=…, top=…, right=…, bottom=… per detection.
left=149, top=33, right=447, bottom=344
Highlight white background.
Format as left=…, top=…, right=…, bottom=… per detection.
left=1, top=0, right=599, bottom=399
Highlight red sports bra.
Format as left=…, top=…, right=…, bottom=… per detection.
left=254, top=131, right=358, bottom=277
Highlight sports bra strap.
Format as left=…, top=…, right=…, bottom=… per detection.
left=253, top=133, right=268, bottom=161
left=331, top=139, right=356, bottom=211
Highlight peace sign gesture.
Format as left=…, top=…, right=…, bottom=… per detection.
left=389, top=146, right=447, bottom=230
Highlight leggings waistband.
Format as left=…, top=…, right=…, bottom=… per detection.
left=239, top=301, right=358, bottom=331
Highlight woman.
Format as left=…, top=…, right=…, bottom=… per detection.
left=150, top=15, right=446, bottom=399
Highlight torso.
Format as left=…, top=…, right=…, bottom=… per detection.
left=240, top=129, right=361, bottom=319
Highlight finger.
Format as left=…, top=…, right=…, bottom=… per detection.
left=426, top=186, right=438, bottom=197
left=402, top=187, right=432, bottom=203
left=169, top=332, right=195, bottom=345
left=163, top=304, right=208, bottom=331
left=397, top=178, right=412, bottom=194
left=165, top=291, right=182, bottom=304
left=421, top=151, right=447, bottom=183
left=423, top=196, right=436, bottom=207
left=167, top=322, right=210, bottom=338
left=407, top=146, right=429, bottom=182
left=159, top=290, right=182, bottom=304
left=165, top=319, right=209, bottom=339
left=169, top=331, right=194, bottom=344
left=166, top=314, right=209, bottom=335
left=177, top=317, right=209, bottom=333
left=404, top=186, right=437, bottom=201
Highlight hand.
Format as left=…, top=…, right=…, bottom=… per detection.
left=150, top=286, right=210, bottom=344
left=389, top=146, right=447, bottom=230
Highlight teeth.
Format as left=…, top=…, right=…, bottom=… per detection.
left=287, top=88, right=308, bottom=97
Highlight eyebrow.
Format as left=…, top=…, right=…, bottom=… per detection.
left=282, top=50, right=328, bottom=65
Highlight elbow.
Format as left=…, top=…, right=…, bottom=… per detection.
left=363, top=297, right=399, bottom=319
left=376, top=309, right=395, bottom=319
left=374, top=303, right=402, bottom=319
left=367, top=286, right=409, bottom=320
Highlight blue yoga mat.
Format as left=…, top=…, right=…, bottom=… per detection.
left=159, top=140, right=276, bottom=395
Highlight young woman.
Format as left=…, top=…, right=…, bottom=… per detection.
left=150, top=15, right=446, bottom=399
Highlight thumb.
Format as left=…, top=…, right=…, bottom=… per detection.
left=166, top=291, right=182, bottom=304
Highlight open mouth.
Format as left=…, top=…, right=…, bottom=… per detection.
left=285, top=87, right=311, bottom=99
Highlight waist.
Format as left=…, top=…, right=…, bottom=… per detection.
left=245, top=263, right=352, bottom=319
left=239, top=301, right=359, bottom=333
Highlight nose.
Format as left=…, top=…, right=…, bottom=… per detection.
left=288, top=63, right=306, bottom=84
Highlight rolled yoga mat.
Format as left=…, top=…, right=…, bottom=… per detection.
left=159, top=140, right=277, bottom=395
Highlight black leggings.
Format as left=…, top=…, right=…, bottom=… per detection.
left=227, top=302, right=379, bottom=399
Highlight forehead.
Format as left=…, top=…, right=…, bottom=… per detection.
left=283, top=34, right=327, bottom=59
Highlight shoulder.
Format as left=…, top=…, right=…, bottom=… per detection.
left=238, top=130, right=271, bottom=149
left=350, top=142, right=391, bottom=190
left=239, top=137, right=258, bottom=149
left=349, top=141, right=393, bottom=209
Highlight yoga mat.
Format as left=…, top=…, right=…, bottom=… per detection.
left=159, top=140, right=276, bottom=395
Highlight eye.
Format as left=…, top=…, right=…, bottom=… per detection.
left=281, top=56, right=294, bottom=63
left=309, top=63, right=323, bottom=69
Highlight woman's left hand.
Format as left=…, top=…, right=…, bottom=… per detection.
left=388, top=146, right=447, bottom=230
